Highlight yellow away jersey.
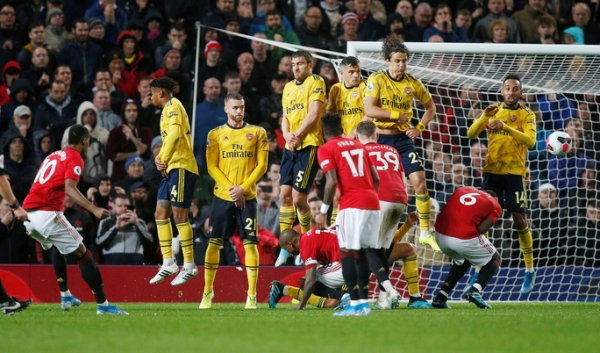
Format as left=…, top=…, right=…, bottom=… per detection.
left=157, top=97, right=198, bottom=175
left=206, top=123, right=268, bottom=201
left=365, top=71, right=432, bottom=132
left=483, top=103, right=536, bottom=177
left=282, top=74, right=326, bottom=150
left=327, top=80, right=367, bottom=136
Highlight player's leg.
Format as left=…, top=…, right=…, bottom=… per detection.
left=51, top=247, right=81, bottom=310
left=269, top=279, right=343, bottom=309
left=0, top=278, right=32, bottom=316
left=387, top=242, right=432, bottom=308
left=170, top=169, right=199, bottom=286
left=276, top=149, right=296, bottom=266
left=461, top=236, right=499, bottom=309
left=292, top=146, right=319, bottom=234
left=151, top=176, right=179, bottom=284
left=200, top=199, right=236, bottom=309
left=431, top=234, right=471, bottom=309
left=238, top=200, right=259, bottom=309
left=331, top=189, right=340, bottom=224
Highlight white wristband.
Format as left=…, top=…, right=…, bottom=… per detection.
left=320, top=204, right=330, bottom=214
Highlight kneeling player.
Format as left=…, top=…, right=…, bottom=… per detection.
left=431, top=187, right=502, bottom=309
left=269, top=228, right=347, bottom=309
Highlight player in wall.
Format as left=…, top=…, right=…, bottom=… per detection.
left=466, top=73, right=537, bottom=294
left=363, top=34, right=440, bottom=253
left=201, top=93, right=269, bottom=310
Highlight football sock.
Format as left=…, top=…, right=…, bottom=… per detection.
left=298, top=208, right=312, bottom=234
left=476, top=253, right=501, bottom=291
left=354, top=251, right=371, bottom=300
left=74, top=250, right=106, bottom=304
left=204, top=238, right=223, bottom=293
left=176, top=222, right=194, bottom=266
left=279, top=205, right=296, bottom=232
left=415, top=193, right=431, bottom=234
left=440, top=260, right=472, bottom=296
left=243, top=240, right=259, bottom=296
left=285, top=286, right=326, bottom=308
left=313, top=282, right=344, bottom=300
left=340, top=252, right=359, bottom=300
left=330, top=207, right=338, bottom=224
left=52, top=248, right=69, bottom=292
left=156, top=219, right=173, bottom=261
left=0, top=279, right=10, bottom=302
left=403, top=255, right=421, bottom=297
left=367, top=248, right=390, bottom=284
left=517, top=227, right=534, bottom=270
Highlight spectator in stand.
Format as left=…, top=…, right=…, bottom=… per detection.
left=570, top=2, right=600, bottom=45
left=276, top=55, right=293, bottom=80
left=577, top=102, right=600, bottom=161
left=568, top=164, right=599, bottom=214
left=16, top=22, right=49, bottom=71
left=61, top=101, right=109, bottom=189
left=44, top=7, right=68, bottom=53
left=424, top=3, right=470, bottom=43
left=123, top=0, right=155, bottom=23
left=142, top=136, right=162, bottom=187
left=87, top=18, right=116, bottom=54
left=107, top=100, right=153, bottom=182
left=32, top=128, right=53, bottom=164
left=53, top=65, right=83, bottom=105
left=570, top=199, right=600, bottom=267
left=452, top=83, right=484, bottom=151
left=125, top=19, right=153, bottom=61
left=154, top=23, right=193, bottom=73
left=404, top=2, right=433, bottom=42
left=352, top=0, right=384, bottom=41
left=87, top=173, right=122, bottom=211
left=0, top=105, right=36, bottom=151
left=469, top=141, right=487, bottom=188
left=511, top=0, right=551, bottom=43
left=250, top=0, right=294, bottom=35
left=141, top=8, right=163, bottom=53
left=34, top=79, right=78, bottom=151
left=257, top=176, right=280, bottom=237
left=0, top=4, right=24, bottom=71
left=320, top=0, right=347, bottom=37
left=258, top=73, right=288, bottom=129
left=129, top=180, right=157, bottom=263
left=487, top=18, right=510, bottom=43
left=536, top=91, right=576, bottom=130
left=0, top=61, right=22, bottom=106
left=0, top=79, right=36, bottom=133
left=474, top=0, right=521, bottom=43
left=529, top=14, right=557, bottom=44
left=530, top=183, right=569, bottom=266
left=395, top=0, right=413, bottom=26
left=135, top=76, right=160, bottom=137
left=150, top=49, right=183, bottom=79
left=105, top=50, right=139, bottom=100
left=85, top=69, right=128, bottom=114
left=297, top=7, right=332, bottom=51
left=62, top=195, right=95, bottom=260
left=429, top=152, right=453, bottom=201
left=329, top=12, right=359, bottom=53
left=114, top=154, right=144, bottom=189
left=263, top=10, right=300, bottom=63
left=528, top=107, right=551, bottom=178
left=91, top=89, right=122, bottom=132
left=437, top=162, right=470, bottom=210
left=220, top=14, right=252, bottom=59
left=0, top=133, right=37, bottom=203
left=194, top=78, right=226, bottom=157
left=58, top=18, right=103, bottom=92
left=237, top=52, right=269, bottom=124
left=251, top=33, right=276, bottom=81
left=23, top=47, right=52, bottom=99
left=0, top=194, right=32, bottom=263
left=197, top=41, right=229, bottom=96
left=237, top=0, right=254, bottom=21
left=454, top=9, right=474, bottom=41
left=380, top=12, right=405, bottom=39
left=562, top=26, right=584, bottom=44
left=84, top=0, right=127, bottom=45
left=96, top=194, right=152, bottom=265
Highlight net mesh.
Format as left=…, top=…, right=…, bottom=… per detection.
left=344, top=48, right=600, bottom=302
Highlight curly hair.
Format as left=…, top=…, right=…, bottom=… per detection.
left=382, top=33, right=409, bottom=61
left=149, top=77, right=178, bottom=92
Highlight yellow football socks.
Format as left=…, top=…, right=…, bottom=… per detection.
left=285, top=286, right=326, bottom=308
left=415, top=193, right=431, bottom=232
left=279, top=205, right=296, bottom=232
left=204, top=238, right=223, bottom=293
left=176, top=222, right=194, bottom=264
left=403, top=255, right=420, bottom=296
left=243, top=240, right=259, bottom=296
left=156, top=219, right=173, bottom=260
left=518, top=227, right=534, bottom=269
left=298, top=209, right=312, bottom=234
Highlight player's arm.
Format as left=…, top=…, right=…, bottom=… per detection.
left=314, top=169, right=338, bottom=229
left=369, top=164, right=379, bottom=192
left=295, top=100, right=324, bottom=141
left=500, top=114, right=536, bottom=148
left=326, top=85, right=339, bottom=113
left=65, top=178, right=109, bottom=220
left=240, top=132, right=269, bottom=193
left=0, top=174, right=27, bottom=221
left=476, top=218, right=495, bottom=235
left=280, top=111, right=298, bottom=150
left=364, top=96, right=407, bottom=124
left=467, top=104, right=497, bottom=139
left=296, top=266, right=317, bottom=310
left=392, top=211, right=419, bottom=244
left=205, top=135, right=233, bottom=189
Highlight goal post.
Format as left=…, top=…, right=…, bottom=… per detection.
left=344, top=42, right=600, bottom=302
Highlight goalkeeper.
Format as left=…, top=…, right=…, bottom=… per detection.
left=364, top=33, right=439, bottom=252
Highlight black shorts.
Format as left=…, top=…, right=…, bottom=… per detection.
left=279, top=146, right=319, bottom=193
left=208, top=197, right=259, bottom=242
left=377, top=133, right=424, bottom=175
left=481, top=173, right=528, bottom=212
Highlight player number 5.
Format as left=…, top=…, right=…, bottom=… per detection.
left=459, top=192, right=479, bottom=206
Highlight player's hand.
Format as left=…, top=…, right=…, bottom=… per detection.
left=93, top=207, right=110, bottom=220
left=229, top=185, right=246, bottom=209
left=313, top=212, right=328, bottom=230
left=488, top=120, right=504, bottom=130
left=405, top=128, right=420, bottom=140
left=405, top=211, right=419, bottom=226
left=484, top=103, right=499, bottom=116
left=292, top=304, right=305, bottom=310
left=13, top=207, right=28, bottom=222
left=155, top=157, right=167, bottom=174
left=284, top=132, right=298, bottom=151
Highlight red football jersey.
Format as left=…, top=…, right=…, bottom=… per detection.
left=435, top=187, right=502, bottom=240
left=23, top=147, right=84, bottom=212
left=364, top=143, right=407, bottom=204
left=317, top=136, right=379, bottom=211
left=300, top=228, right=340, bottom=269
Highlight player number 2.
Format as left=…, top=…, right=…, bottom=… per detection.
left=245, top=218, right=255, bottom=231
left=370, top=151, right=400, bottom=171
left=408, top=152, right=423, bottom=167
left=341, top=149, right=364, bottom=177
left=459, top=192, right=480, bottom=206
left=33, top=158, right=57, bottom=185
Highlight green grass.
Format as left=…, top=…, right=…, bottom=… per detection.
left=2, top=303, right=599, bottom=353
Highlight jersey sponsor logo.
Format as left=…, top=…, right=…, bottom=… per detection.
left=510, top=115, right=517, bottom=122
left=404, top=87, right=412, bottom=95
left=313, top=87, right=323, bottom=94
left=74, top=166, right=82, bottom=175
left=285, top=101, right=305, bottom=114
left=381, top=94, right=410, bottom=110
left=352, top=90, right=358, bottom=98
left=246, top=133, right=253, bottom=141
left=222, top=143, right=253, bottom=158
left=367, top=83, right=374, bottom=92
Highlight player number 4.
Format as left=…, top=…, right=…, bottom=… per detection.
left=341, top=149, right=364, bottom=177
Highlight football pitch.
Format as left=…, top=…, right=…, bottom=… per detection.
left=2, top=303, right=599, bottom=353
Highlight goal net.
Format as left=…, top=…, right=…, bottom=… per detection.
left=341, top=42, right=600, bottom=302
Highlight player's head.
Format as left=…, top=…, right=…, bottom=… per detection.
left=383, top=33, right=409, bottom=76
left=321, top=112, right=343, bottom=139
left=501, top=73, right=522, bottom=107
left=483, top=189, right=498, bottom=200
left=291, top=50, right=313, bottom=81
left=339, top=56, right=361, bottom=87
left=149, top=77, right=177, bottom=107
left=224, top=92, right=245, bottom=125
left=279, top=229, right=300, bottom=255
left=356, top=120, right=378, bottom=144
left=68, top=124, right=91, bottom=156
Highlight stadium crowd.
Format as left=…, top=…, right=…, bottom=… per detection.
left=0, top=0, right=598, bottom=269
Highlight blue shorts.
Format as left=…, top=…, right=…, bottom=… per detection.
left=208, top=197, right=259, bottom=242
left=481, top=173, right=528, bottom=212
left=377, top=133, right=424, bottom=175
left=157, top=168, right=198, bottom=208
left=279, top=146, right=319, bottom=193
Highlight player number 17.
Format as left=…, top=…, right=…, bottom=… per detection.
left=341, top=149, right=364, bottom=177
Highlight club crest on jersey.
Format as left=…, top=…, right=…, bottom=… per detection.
left=352, top=90, right=358, bottom=98
left=367, top=83, right=374, bottom=92
left=247, top=133, right=253, bottom=141
left=510, top=115, right=517, bottom=122
left=405, top=87, right=412, bottom=95
left=74, top=166, right=82, bottom=175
